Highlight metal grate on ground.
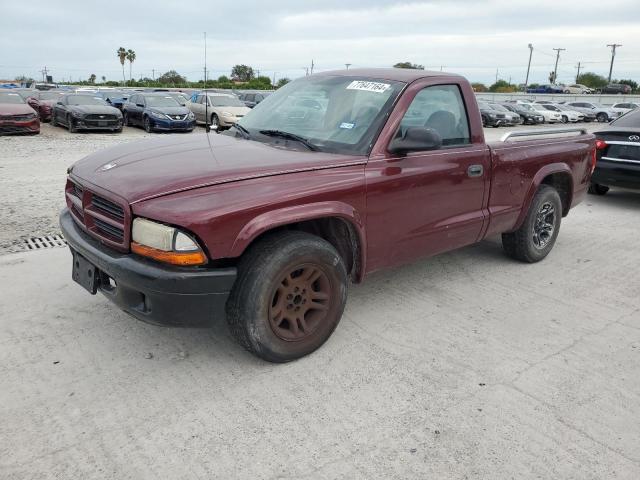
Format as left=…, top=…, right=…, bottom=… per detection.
left=24, top=234, right=67, bottom=250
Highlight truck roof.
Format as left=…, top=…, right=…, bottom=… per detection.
left=315, top=68, right=462, bottom=83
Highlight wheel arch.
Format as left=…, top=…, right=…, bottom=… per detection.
left=514, top=164, right=573, bottom=230
left=230, top=202, right=366, bottom=282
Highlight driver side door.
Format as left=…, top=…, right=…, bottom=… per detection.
left=364, top=81, right=491, bottom=273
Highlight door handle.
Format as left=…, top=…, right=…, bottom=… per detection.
left=467, top=165, right=484, bottom=177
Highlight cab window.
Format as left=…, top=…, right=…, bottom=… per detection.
left=397, top=85, right=470, bottom=147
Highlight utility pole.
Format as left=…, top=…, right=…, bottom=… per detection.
left=524, top=43, right=533, bottom=91
left=607, top=44, right=622, bottom=82
left=40, top=66, right=49, bottom=83
left=152, top=69, right=155, bottom=81
left=552, top=48, right=565, bottom=85
left=302, top=67, right=309, bottom=76
left=345, top=63, right=351, bottom=70
left=310, top=60, right=315, bottom=75
left=575, top=62, right=581, bottom=83
left=495, top=68, right=499, bottom=83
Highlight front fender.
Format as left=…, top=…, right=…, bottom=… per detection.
left=230, top=200, right=366, bottom=258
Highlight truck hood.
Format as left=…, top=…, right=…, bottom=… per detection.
left=70, top=132, right=365, bottom=204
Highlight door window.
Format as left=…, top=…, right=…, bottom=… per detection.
left=397, top=85, right=470, bottom=147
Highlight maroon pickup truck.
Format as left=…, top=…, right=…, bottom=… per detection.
left=60, top=69, right=596, bottom=362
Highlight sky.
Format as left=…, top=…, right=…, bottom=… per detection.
left=1, top=0, right=639, bottom=86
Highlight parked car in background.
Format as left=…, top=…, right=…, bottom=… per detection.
left=500, top=103, right=545, bottom=125
left=36, top=90, right=65, bottom=110
left=123, top=93, right=195, bottom=133
left=239, top=91, right=271, bottom=108
left=541, top=104, right=582, bottom=123
left=477, top=101, right=506, bottom=127
left=165, top=92, right=191, bottom=106
left=13, top=89, right=52, bottom=121
left=589, top=108, right=640, bottom=195
left=189, top=92, right=250, bottom=130
left=60, top=68, right=595, bottom=362
left=530, top=103, right=562, bottom=123
left=600, top=83, right=632, bottom=95
left=488, top=103, right=521, bottom=125
left=0, top=91, right=40, bottom=134
left=526, top=84, right=564, bottom=94
left=562, top=84, right=593, bottom=94
left=51, top=94, right=123, bottom=133
left=566, top=102, right=622, bottom=123
left=611, top=102, right=639, bottom=113
left=98, top=90, right=130, bottom=110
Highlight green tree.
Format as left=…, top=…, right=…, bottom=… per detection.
left=471, top=82, right=488, bottom=92
left=217, top=75, right=230, bottom=83
left=117, top=47, right=127, bottom=85
left=88, top=74, right=96, bottom=84
left=157, top=70, right=186, bottom=85
left=393, top=61, right=424, bottom=69
left=231, top=64, right=255, bottom=82
left=489, top=80, right=517, bottom=93
left=126, top=49, right=136, bottom=83
left=276, top=77, right=291, bottom=88
left=576, top=72, right=608, bottom=90
left=101, top=75, right=106, bottom=83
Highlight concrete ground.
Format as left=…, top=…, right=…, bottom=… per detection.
left=1, top=122, right=639, bottom=479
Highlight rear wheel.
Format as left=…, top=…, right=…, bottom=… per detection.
left=51, top=113, right=57, bottom=127
left=226, top=231, right=348, bottom=363
left=123, top=112, right=130, bottom=126
left=588, top=183, right=609, bottom=195
left=502, top=185, right=562, bottom=263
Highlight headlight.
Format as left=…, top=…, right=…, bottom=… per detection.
left=131, top=218, right=207, bottom=266
left=71, top=110, right=84, bottom=118
left=187, top=112, right=195, bottom=119
left=150, top=111, right=167, bottom=119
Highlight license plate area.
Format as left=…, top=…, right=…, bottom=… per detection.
left=72, top=251, right=99, bottom=294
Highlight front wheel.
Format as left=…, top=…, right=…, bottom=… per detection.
left=67, top=115, right=77, bottom=133
left=143, top=116, right=153, bottom=133
left=226, top=231, right=347, bottom=363
left=596, top=112, right=608, bottom=123
left=502, top=185, right=562, bottom=263
left=588, top=183, right=609, bottom=195
left=561, top=115, right=568, bottom=123
left=211, top=113, right=219, bottom=131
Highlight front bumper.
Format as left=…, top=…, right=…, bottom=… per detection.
left=60, top=208, right=237, bottom=327
left=74, top=117, right=123, bottom=130
left=150, top=117, right=195, bottom=131
left=219, top=115, right=242, bottom=127
left=0, top=118, right=40, bottom=134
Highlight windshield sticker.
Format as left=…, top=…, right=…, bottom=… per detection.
left=339, top=122, right=355, bottom=129
left=346, top=80, right=390, bottom=93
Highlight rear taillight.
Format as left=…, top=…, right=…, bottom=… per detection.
left=591, top=148, right=597, bottom=174
left=595, top=139, right=607, bottom=150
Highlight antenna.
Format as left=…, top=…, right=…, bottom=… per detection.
left=204, top=32, right=210, bottom=133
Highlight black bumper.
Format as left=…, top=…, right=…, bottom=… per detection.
left=592, top=159, right=640, bottom=190
left=60, top=208, right=237, bottom=327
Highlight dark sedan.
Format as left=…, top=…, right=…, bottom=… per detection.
left=477, top=101, right=505, bottom=127
left=501, top=103, right=544, bottom=125
left=590, top=109, right=640, bottom=195
left=0, top=91, right=40, bottom=134
left=123, top=93, right=195, bottom=133
left=51, top=94, right=123, bottom=133
left=98, top=90, right=130, bottom=110
left=526, top=84, right=564, bottom=94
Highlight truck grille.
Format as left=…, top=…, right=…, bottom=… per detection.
left=65, top=179, right=130, bottom=251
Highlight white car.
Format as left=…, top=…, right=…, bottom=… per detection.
left=561, top=84, right=593, bottom=94
left=541, top=104, right=582, bottom=123
left=530, top=104, right=562, bottom=123
left=611, top=102, right=640, bottom=113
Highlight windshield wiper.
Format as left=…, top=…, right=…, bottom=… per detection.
left=230, top=123, right=251, bottom=139
left=259, top=129, right=318, bottom=151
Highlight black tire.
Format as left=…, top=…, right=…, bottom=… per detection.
left=51, top=113, right=57, bottom=127
left=502, top=185, right=562, bottom=263
left=67, top=115, right=76, bottom=133
left=143, top=116, right=153, bottom=133
left=123, top=112, right=130, bottom=127
left=561, top=115, right=568, bottom=124
left=596, top=112, right=608, bottom=123
left=588, top=183, right=609, bottom=195
left=211, top=114, right=219, bottom=131
left=226, top=231, right=348, bottom=363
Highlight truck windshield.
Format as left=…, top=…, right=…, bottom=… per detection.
left=233, top=75, right=405, bottom=155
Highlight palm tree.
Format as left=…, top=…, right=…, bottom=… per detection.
left=101, top=75, right=106, bottom=83
left=126, top=49, right=136, bottom=84
left=117, top=47, right=127, bottom=85
left=88, top=74, right=96, bottom=84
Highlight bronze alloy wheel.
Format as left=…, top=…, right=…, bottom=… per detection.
left=268, top=264, right=331, bottom=341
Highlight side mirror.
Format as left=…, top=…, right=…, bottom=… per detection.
left=56, top=101, right=63, bottom=105
left=388, top=127, right=442, bottom=155
left=136, top=103, right=144, bottom=108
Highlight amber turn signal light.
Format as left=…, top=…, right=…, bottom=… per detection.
left=131, top=242, right=207, bottom=266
